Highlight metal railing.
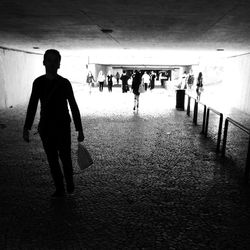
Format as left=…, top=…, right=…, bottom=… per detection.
left=195, top=101, right=207, bottom=134
left=185, top=93, right=250, bottom=182
left=222, top=117, right=250, bottom=182
left=186, top=95, right=196, bottom=118
left=204, top=107, right=223, bottom=152
left=186, top=94, right=207, bottom=133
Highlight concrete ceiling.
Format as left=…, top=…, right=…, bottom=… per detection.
left=1, top=0, right=250, bottom=63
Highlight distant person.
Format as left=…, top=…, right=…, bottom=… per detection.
left=132, top=70, right=141, bottom=110
left=23, top=49, right=84, bottom=198
left=97, top=70, right=105, bottom=92
left=166, top=71, right=171, bottom=81
left=141, top=71, right=150, bottom=91
left=150, top=71, right=156, bottom=90
left=115, top=72, right=120, bottom=85
left=86, top=71, right=95, bottom=94
left=187, top=71, right=194, bottom=89
left=120, top=71, right=129, bottom=93
left=182, top=71, right=188, bottom=89
left=196, top=72, right=203, bottom=101
left=107, top=71, right=113, bottom=92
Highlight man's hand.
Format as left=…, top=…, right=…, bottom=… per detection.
left=77, top=130, right=85, bottom=142
left=23, top=128, right=30, bottom=142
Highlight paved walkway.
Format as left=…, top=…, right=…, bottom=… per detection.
left=0, top=86, right=250, bottom=249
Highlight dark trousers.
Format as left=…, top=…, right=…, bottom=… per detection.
left=122, top=84, right=128, bottom=93
left=150, top=80, right=155, bottom=90
left=108, top=83, right=112, bottom=92
left=99, top=82, right=104, bottom=92
left=39, top=125, right=73, bottom=192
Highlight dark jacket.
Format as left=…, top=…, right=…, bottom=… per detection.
left=132, top=72, right=141, bottom=95
left=24, top=74, right=83, bottom=132
left=120, top=74, right=129, bottom=85
left=86, top=75, right=95, bottom=83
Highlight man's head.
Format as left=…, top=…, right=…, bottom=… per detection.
left=43, top=49, right=61, bottom=74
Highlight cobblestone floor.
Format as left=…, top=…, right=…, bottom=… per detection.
left=0, top=86, right=250, bottom=249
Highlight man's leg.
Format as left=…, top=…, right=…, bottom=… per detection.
left=133, top=95, right=137, bottom=110
left=89, top=83, right=92, bottom=94
left=40, top=133, right=65, bottom=196
left=58, top=127, right=74, bottom=194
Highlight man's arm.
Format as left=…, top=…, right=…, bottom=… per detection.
left=23, top=80, right=39, bottom=142
left=67, top=81, right=84, bottom=142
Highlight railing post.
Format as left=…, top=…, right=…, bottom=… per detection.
left=201, top=105, right=206, bottom=134
left=187, top=96, right=190, bottom=116
left=205, top=108, right=210, bottom=137
left=222, top=118, right=229, bottom=156
left=245, top=136, right=250, bottom=184
left=193, top=101, right=198, bottom=125
left=217, top=113, right=223, bottom=152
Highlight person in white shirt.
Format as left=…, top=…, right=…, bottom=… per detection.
left=141, top=71, right=150, bottom=91
left=97, top=70, right=105, bottom=92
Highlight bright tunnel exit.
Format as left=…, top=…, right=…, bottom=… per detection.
left=56, top=48, right=246, bottom=117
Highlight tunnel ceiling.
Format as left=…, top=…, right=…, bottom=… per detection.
left=0, top=0, right=250, bottom=59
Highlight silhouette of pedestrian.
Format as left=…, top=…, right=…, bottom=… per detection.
left=132, top=70, right=141, bottom=110
left=141, top=71, right=150, bottom=91
left=23, top=49, right=84, bottom=198
left=97, top=70, right=105, bottom=92
left=115, top=72, right=120, bottom=85
left=182, top=71, right=188, bottom=89
left=120, top=70, right=129, bottom=93
left=107, top=70, right=113, bottom=92
left=150, top=71, right=156, bottom=90
left=187, top=70, right=194, bottom=89
left=86, top=71, right=95, bottom=94
left=196, top=72, right=203, bottom=101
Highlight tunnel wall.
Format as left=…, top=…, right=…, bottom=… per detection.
left=222, top=53, right=250, bottom=114
left=196, top=53, right=250, bottom=115
left=0, top=49, right=89, bottom=109
left=0, top=49, right=43, bottom=109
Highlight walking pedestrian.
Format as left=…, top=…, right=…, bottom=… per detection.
left=132, top=70, right=141, bottom=110
left=86, top=71, right=95, bottom=94
left=23, top=49, right=84, bottom=198
left=196, top=72, right=203, bottom=101
left=107, top=70, right=113, bottom=92
left=187, top=70, right=194, bottom=89
left=115, top=72, right=120, bottom=85
left=182, top=71, right=188, bottom=89
left=150, top=71, right=156, bottom=90
left=120, top=70, right=129, bottom=93
left=97, top=70, right=105, bottom=92
left=141, top=71, right=150, bottom=91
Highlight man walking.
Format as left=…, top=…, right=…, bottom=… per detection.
left=141, top=71, right=150, bottom=91
left=23, top=49, right=84, bottom=198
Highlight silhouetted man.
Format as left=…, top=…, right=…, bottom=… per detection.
left=23, top=49, right=84, bottom=198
